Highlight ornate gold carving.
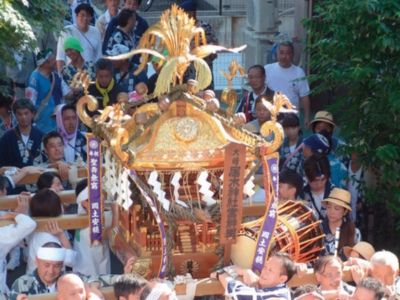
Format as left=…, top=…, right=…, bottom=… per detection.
left=260, top=121, right=284, bottom=154
left=76, top=95, right=98, bottom=128
left=134, top=258, right=152, bottom=278
left=175, top=118, right=198, bottom=142
left=180, top=259, right=200, bottom=276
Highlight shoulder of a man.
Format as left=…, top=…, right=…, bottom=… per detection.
left=10, top=272, right=41, bottom=299
left=226, top=281, right=290, bottom=300
left=264, top=62, right=279, bottom=72
left=136, top=14, right=149, bottom=28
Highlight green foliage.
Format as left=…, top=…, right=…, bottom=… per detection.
left=302, top=0, right=400, bottom=243
left=0, top=0, right=67, bottom=68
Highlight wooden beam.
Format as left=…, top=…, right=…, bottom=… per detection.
left=242, top=202, right=266, bottom=217
left=0, top=190, right=76, bottom=210
left=17, top=167, right=91, bottom=185
left=27, top=268, right=354, bottom=299
left=0, top=214, right=89, bottom=231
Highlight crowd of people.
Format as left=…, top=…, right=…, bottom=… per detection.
left=0, top=0, right=395, bottom=299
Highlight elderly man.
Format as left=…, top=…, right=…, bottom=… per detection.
left=235, top=65, right=275, bottom=123
left=264, top=41, right=311, bottom=127
left=11, top=243, right=135, bottom=300
left=26, top=49, right=75, bottom=133
left=352, top=277, right=385, bottom=300
left=350, top=250, right=400, bottom=299
left=210, top=252, right=296, bottom=299
left=10, top=243, right=67, bottom=300
left=106, top=44, right=148, bottom=93
left=57, top=273, right=104, bottom=300
left=88, top=58, right=127, bottom=111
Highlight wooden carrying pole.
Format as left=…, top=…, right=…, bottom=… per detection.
left=28, top=268, right=354, bottom=300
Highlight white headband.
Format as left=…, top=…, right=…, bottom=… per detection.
left=76, top=186, right=89, bottom=205
left=37, top=247, right=66, bottom=262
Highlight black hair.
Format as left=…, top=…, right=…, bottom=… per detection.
left=37, top=172, right=62, bottom=191
left=75, top=3, right=94, bottom=16
left=124, top=0, right=142, bottom=5
left=303, top=154, right=331, bottom=182
left=314, top=255, right=342, bottom=274
left=12, top=97, right=35, bottom=114
left=30, top=188, right=62, bottom=217
left=95, top=57, right=114, bottom=74
left=114, top=273, right=147, bottom=299
left=278, top=41, right=295, bottom=54
left=61, top=103, right=76, bottom=114
left=282, top=113, right=300, bottom=128
left=247, top=64, right=266, bottom=76
left=75, top=178, right=88, bottom=196
left=42, top=131, right=63, bottom=148
left=118, top=8, right=136, bottom=27
left=270, top=251, right=297, bottom=283
left=279, top=169, right=303, bottom=199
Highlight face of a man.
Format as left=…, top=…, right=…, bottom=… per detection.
left=277, top=45, right=294, bottom=68
left=65, top=49, right=80, bottom=63
left=259, top=256, right=286, bottom=288
left=371, top=264, right=398, bottom=287
left=35, top=258, right=63, bottom=286
left=61, top=108, right=77, bottom=135
left=315, top=259, right=343, bottom=290
left=247, top=67, right=266, bottom=92
left=351, top=287, right=376, bottom=300
left=278, top=183, right=295, bottom=201
left=124, top=0, right=139, bottom=11
left=76, top=10, right=92, bottom=29
left=106, top=0, right=119, bottom=10
left=96, top=70, right=113, bottom=88
left=15, top=108, right=33, bottom=129
left=44, top=54, right=57, bottom=70
left=45, top=137, right=64, bottom=163
left=58, top=274, right=86, bottom=300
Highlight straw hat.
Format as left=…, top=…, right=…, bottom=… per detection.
left=309, top=111, right=336, bottom=131
left=321, top=188, right=352, bottom=212
left=343, top=241, right=375, bottom=261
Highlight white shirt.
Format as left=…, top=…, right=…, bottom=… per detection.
left=0, top=214, right=36, bottom=295
left=64, top=136, right=77, bottom=163
left=264, top=62, right=310, bottom=110
left=57, top=25, right=102, bottom=65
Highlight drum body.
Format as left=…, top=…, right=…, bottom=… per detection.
left=231, top=200, right=325, bottom=268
